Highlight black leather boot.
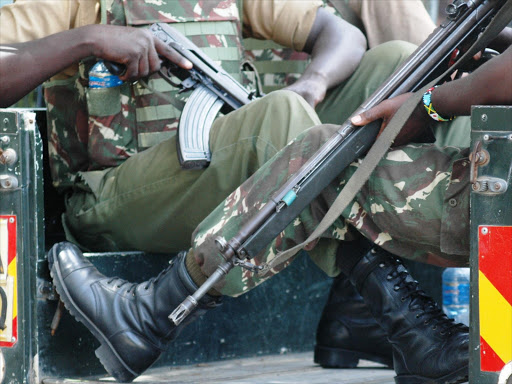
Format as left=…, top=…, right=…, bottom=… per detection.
left=314, top=273, right=393, bottom=368
left=48, top=242, right=221, bottom=382
left=348, top=245, right=469, bottom=384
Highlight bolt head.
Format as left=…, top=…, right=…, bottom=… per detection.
left=214, top=237, right=228, bottom=252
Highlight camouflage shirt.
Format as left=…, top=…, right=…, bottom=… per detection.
left=44, top=0, right=245, bottom=190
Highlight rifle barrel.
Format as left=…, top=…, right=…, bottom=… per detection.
left=220, top=0, right=503, bottom=261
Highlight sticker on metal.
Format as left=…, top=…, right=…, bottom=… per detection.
left=478, top=225, right=512, bottom=372
left=0, top=215, right=17, bottom=348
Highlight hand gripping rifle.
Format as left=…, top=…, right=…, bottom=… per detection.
left=107, top=23, right=259, bottom=170
left=149, top=24, right=261, bottom=169
left=169, top=0, right=512, bottom=325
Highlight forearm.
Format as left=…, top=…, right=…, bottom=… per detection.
left=302, top=8, right=366, bottom=89
left=432, top=47, right=512, bottom=117
left=488, top=27, right=512, bottom=53
left=0, top=25, right=108, bottom=108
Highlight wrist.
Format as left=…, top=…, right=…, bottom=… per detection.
left=77, top=25, right=105, bottom=58
left=422, top=86, right=456, bottom=122
left=300, top=69, right=329, bottom=89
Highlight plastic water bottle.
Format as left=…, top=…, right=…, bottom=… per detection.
left=88, top=61, right=123, bottom=116
left=442, top=267, right=470, bottom=326
left=89, top=61, right=123, bottom=89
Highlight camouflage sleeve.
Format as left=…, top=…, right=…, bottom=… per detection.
left=0, top=0, right=98, bottom=44
left=243, top=0, right=322, bottom=51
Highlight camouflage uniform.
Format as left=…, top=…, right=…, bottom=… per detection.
left=44, top=0, right=247, bottom=190
left=62, top=39, right=417, bottom=252
left=191, top=122, right=471, bottom=297
left=41, top=0, right=314, bottom=249
left=244, top=0, right=471, bottom=147
left=36, top=0, right=418, bottom=253
left=243, top=0, right=364, bottom=95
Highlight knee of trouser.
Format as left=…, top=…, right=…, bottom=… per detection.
left=249, top=90, right=321, bottom=145
left=365, top=40, right=417, bottom=69
left=260, top=89, right=317, bottom=118
left=295, top=123, right=340, bottom=151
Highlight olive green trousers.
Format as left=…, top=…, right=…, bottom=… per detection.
left=65, top=41, right=429, bottom=261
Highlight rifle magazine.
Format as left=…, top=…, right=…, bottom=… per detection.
left=178, top=85, right=224, bottom=169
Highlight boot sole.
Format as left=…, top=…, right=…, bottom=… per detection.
left=394, top=363, right=468, bottom=384
left=314, top=345, right=393, bottom=369
left=49, top=247, right=138, bottom=383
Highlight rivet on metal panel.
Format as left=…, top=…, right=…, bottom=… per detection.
left=37, top=280, right=58, bottom=301
left=481, top=227, right=488, bottom=235
left=481, top=114, right=488, bottom=122
left=0, top=148, right=17, bottom=166
left=0, top=175, right=18, bottom=189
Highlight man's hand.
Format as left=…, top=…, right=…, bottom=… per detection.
left=0, top=24, right=194, bottom=107
left=350, top=93, right=431, bottom=147
left=293, top=7, right=366, bottom=108
left=87, top=25, right=192, bottom=82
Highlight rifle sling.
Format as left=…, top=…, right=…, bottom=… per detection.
left=261, top=0, right=512, bottom=274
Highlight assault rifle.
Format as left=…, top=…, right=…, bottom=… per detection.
left=169, top=0, right=512, bottom=325
left=107, top=23, right=259, bottom=169
left=150, top=24, right=260, bottom=169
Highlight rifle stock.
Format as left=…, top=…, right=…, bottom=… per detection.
left=169, top=0, right=511, bottom=325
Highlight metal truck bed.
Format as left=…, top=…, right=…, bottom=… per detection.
left=42, top=353, right=397, bottom=384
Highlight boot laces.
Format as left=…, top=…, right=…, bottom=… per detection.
left=142, top=262, right=174, bottom=290
left=106, top=277, right=138, bottom=295
left=105, top=259, right=175, bottom=295
left=385, top=258, right=466, bottom=336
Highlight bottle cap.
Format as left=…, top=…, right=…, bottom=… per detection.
left=89, top=61, right=123, bottom=89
